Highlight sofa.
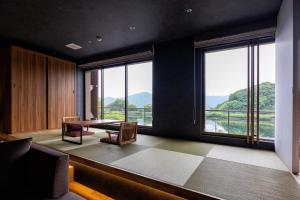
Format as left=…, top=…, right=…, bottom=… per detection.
left=0, top=138, right=84, bottom=200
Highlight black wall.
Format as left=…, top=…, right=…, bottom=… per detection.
left=153, top=38, right=200, bottom=139
left=76, top=67, right=84, bottom=120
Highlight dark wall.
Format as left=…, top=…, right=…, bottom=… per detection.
left=76, top=67, right=84, bottom=120
left=153, top=38, right=200, bottom=139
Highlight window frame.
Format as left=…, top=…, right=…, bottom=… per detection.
left=199, top=38, right=275, bottom=141
left=84, top=59, right=153, bottom=128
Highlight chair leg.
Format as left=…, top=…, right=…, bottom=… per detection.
left=108, top=133, right=112, bottom=142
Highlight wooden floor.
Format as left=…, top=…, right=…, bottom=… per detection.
left=9, top=130, right=300, bottom=200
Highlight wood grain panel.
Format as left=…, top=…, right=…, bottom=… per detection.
left=11, top=46, right=47, bottom=133
left=48, top=57, right=76, bottom=129
left=0, top=47, right=11, bottom=133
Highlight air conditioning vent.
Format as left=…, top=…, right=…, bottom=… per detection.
left=65, top=43, right=82, bottom=50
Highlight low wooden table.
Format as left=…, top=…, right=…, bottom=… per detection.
left=62, top=119, right=123, bottom=145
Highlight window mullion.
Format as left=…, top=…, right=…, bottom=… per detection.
left=125, top=64, right=128, bottom=122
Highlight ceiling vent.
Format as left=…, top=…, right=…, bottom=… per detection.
left=65, top=43, right=82, bottom=50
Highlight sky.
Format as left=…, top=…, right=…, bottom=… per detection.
left=98, top=61, right=152, bottom=98
left=205, top=43, right=275, bottom=96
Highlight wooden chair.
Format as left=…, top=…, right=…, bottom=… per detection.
left=100, top=122, right=137, bottom=145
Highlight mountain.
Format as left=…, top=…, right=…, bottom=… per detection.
left=217, top=82, right=275, bottom=110
left=104, top=97, right=115, bottom=106
left=206, top=96, right=228, bottom=109
left=104, top=92, right=152, bottom=107
left=128, top=92, right=152, bottom=107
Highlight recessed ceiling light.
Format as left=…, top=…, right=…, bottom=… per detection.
left=186, top=8, right=192, bottom=13
left=96, top=36, right=103, bottom=42
left=65, top=43, right=82, bottom=50
left=88, top=40, right=92, bottom=44
left=129, top=26, right=136, bottom=30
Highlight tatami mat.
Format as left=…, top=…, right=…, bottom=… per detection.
left=134, top=134, right=166, bottom=147
left=67, top=143, right=148, bottom=164
left=207, top=145, right=288, bottom=171
left=111, top=148, right=204, bottom=186
left=185, top=158, right=300, bottom=200
left=156, top=139, right=214, bottom=156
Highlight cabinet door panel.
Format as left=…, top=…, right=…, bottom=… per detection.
left=48, top=57, right=76, bottom=129
left=11, top=46, right=47, bottom=133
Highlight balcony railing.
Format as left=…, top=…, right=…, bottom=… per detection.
left=205, top=109, right=275, bottom=138
left=97, top=106, right=152, bottom=126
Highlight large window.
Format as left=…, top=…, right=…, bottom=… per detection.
left=85, top=61, right=153, bottom=126
left=128, top=62, right=153, bottom=126
left=204, top=42, right=275, bottom=140
left=103, top=66, right=125, bottom=120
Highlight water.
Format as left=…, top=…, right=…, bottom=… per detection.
left=205, top=120, right=227, bottom=133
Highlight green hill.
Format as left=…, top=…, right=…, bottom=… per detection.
left=216, top=82, right=275, bottom=111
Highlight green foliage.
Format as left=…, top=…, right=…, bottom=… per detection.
left=207, top=82, right=275, bottom=138
left=104, top=112, right=125, bottom=120
left=107, top=98, right=125, bottom=110
left=101, top=99, right=152, bottom=125
left=217, top=82, right=275, bottom=111
left=144, top=104, right=152, bottom=110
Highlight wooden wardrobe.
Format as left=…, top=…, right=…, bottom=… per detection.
left=47, top=57, right=76, bottom=129
left=0, top=46, right=76, bottom=133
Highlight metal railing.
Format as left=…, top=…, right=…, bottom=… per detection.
left=97, top=106, right=152, bottom=126
left=205, top=109, right=275, bottom=138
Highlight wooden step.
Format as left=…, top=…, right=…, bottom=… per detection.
left=69, top=181, right=113, bottom=200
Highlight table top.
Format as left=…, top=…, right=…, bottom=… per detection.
left=63, top=119, right=123, bottom=126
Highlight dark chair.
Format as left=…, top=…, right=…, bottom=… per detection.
left=62, top=116, right=94, bottom=137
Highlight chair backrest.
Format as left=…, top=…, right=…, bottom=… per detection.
left=119, top=122, right=137, bottom=142
left=62, top=116, right=80, bottom=123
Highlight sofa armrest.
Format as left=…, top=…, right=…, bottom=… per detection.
left=25, top=143, right=69, bottom=199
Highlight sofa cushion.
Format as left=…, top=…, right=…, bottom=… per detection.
left=0, top=138, right=32, bottom=193
left=67, top=124, right=82, bottom=132
left=65, top=131, right=94, bottom=137
left=100, top=134, right=119, bottom=144
left=25, top=143, right=70, bottom=199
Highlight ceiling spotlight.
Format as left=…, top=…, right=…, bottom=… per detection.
left=88, top=40, right=92, bottom=44
left=129, top=26, right=136, bottom=30
left=186, top=8, right=192, bottom=13
left=96, top=36, right=103, bottom=42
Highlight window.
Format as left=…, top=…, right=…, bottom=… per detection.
left=85, top=61, right=153, bottom=126
left=205, top=47, right=248, bottom=135
left=128, top=62, right=153, bottom=126
left=258, top=43, right=275, bottom=139
left=103, top=66, right=125, bottom=121
left=204, top=42, right=275, bottom=140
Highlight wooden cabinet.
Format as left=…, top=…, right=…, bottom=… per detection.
left=11, top=46, right=47, bottom=132
left=0, top=46, right=76, bottom=133
left=48, top=57, right=76, bottom=129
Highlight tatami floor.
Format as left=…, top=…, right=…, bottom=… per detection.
left=14, top=129, right=300, bottom=200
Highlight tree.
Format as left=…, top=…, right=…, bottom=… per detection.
left=107, top=99, right=125, bottom=111
left=144, top=104, right=152, bottom=110
left=216, top=82, right=275, bottom=111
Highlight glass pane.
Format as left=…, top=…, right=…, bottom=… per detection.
left=128, top=62, right=153, bottom=126
left=85, top=70, right=100, bottom=120
left=103, top=66, right=125, bottom=120
left=205, top=47, right=248, bottom=135
left=258, top=43, right=275, bottom=139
